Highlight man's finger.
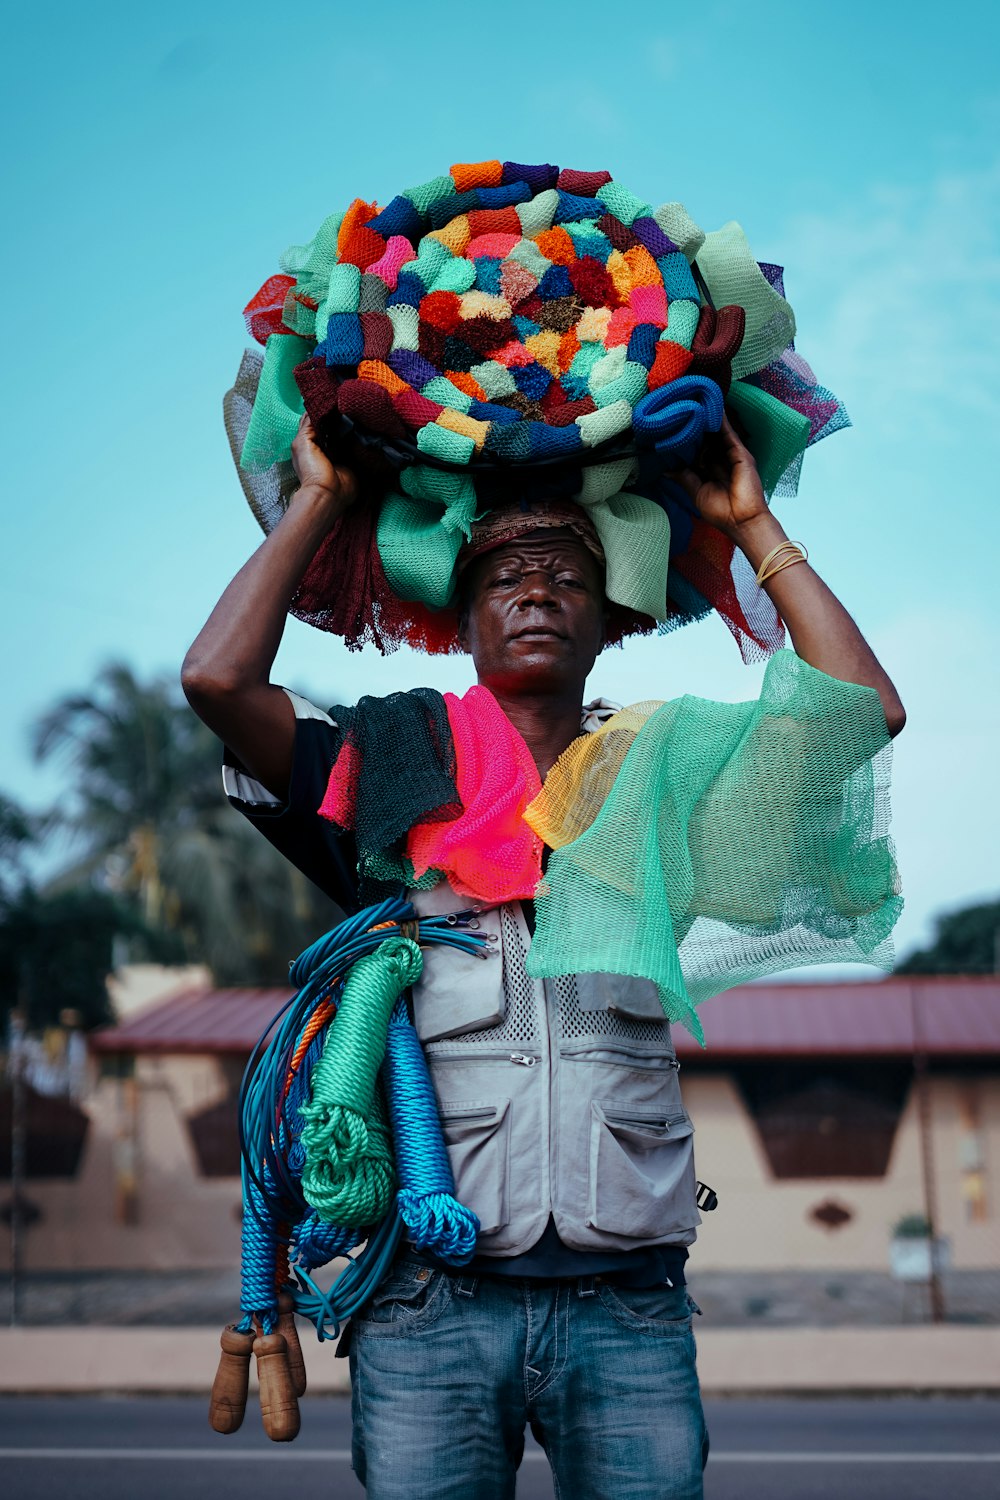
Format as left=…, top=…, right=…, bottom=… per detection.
left=719, top=409, right=752, bottom=456
left=674, top=467, right=703, bottom=500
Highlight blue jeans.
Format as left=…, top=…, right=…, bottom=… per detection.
left=349, top=1258, right=709, bottom=1499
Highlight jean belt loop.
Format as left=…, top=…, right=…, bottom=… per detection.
left=577, top=1275, right=597, bottom=1299
left=455, top=1274, right=478, bottom=1299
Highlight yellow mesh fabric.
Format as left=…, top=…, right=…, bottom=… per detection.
left=526, top=652, right=902, bottom=1043
left=526, top=704, right=664, bottom=849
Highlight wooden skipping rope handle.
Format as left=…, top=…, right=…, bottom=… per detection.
left=254, top=1331, right=301, bottom=1442
left=278, top=1291, right=307, bottom=1397
left=209, top=1325, right=255, bottom=1434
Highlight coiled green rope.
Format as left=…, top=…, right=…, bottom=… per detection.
left=299, top=937, right=422, bottom=1226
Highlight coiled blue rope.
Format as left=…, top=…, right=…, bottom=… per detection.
left=384, top=997, right=478, bottom=1262
left=236, top=897, right=492, bottom=1341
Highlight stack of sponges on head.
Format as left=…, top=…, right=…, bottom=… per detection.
left=224, top=159, right=849, bottom=659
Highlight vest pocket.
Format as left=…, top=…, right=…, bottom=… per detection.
left=588, top=1102, right=699, bottom=1239
left=439, top=1098, right=512, bottom=1237
left=575, top=972, right=670, bottom=1021
left=410, top=943, right=506, bottom=1042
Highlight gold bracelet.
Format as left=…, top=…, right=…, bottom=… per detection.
left=755, top=540, right=808, bottom=586
left=754, top=541, right=797, bottom=582
left=759, top=549, right=809, bottom=585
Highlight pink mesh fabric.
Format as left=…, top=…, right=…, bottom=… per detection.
left=405, top=687, right=543, bottom=901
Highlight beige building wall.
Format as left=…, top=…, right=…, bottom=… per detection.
left=3, top=1053, right=242, bottom=1273
left=7, top=1061, right=999, bottom=1276
left=685, top=1072, right=1000, bottom=1273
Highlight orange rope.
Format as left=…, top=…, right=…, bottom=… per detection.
left=286, top=998, right=337, bottom=1086
left=282, top=923, right=402, bottom=1094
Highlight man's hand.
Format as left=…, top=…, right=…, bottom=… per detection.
left=182, top=417, right=361, bottom=798
left=291, top=414, right=360, bottom=513
left=671, top=409, right=906, bottom=737
left=675, top=411, right=769, bottom=540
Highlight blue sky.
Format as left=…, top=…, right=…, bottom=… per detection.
left=3, top=0, right=998, bottom=962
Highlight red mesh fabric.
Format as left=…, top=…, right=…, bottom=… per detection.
left=335, top=198, right=385, bottom=270
left=292, top=504, right=414, bottom=653
left=317, top=740, right=362, bottom=828
left=337, top=377, right=408, bottom=440
left=568, top=258, right=620, bottom=309
left=400, top=603, right=464, bottom=655
left=597, top=213, right=639, bottom=253
left=295, top=355, right=342, bottom=430
left=649, top=341, right=694, bottom=389
left=672, top=518, right=785, bottom=662
left=394, top=389, right=444, bottom=429
left=359, top=312, right=394, bottom=363
left=421, top=291, right=463, bottom=332
left=244, top=275, right=297, bottom=345
left=405, top=687, right=544, bottom=901
left=687, top=305, right=746, bottom=393
left=558, top=167, right=613, bottom=195
left=467, top=206, right=522, bottom=237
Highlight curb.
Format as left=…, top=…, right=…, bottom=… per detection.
left=2, top=1326, right=999, bottom=1397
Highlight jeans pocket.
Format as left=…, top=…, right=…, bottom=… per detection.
left=596, top=1279, right=695, bottom=1334
left=356, top=1263, right=452, bottom=1337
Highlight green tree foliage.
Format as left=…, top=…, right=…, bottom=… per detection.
left=31, top=662, right=342, bottom=989
left=0, top=792, right=33, bottom=903
left=896, top=897, right=1000, bottom=975
left=1, top=790, right=162, bottom=1029
left=0, top=886, right=149, bottom=1030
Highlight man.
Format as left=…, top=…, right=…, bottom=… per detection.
left=183, top=409, right=904, bottom=1500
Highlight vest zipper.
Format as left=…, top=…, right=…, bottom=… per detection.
left=425, top=1046, right=541, bottom=1064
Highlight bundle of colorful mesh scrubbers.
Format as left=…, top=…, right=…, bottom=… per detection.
left=224, top=158, right=849, bottom=659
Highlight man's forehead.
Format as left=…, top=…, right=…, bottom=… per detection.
left=479, top=530, right=597, bottom=568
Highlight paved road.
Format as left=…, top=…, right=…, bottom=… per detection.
left=2, top=1396, right=999, bottom=1499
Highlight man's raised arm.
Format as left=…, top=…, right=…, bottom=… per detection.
left=677, top=413, right=906, bottom=737
left=181, top=417, right=357, bottom=798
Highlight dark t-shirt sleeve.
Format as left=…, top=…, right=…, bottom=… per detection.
left=222, top=688, right=360, bottom=913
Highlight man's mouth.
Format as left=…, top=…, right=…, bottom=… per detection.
left=510, top=626, right=565, bottom=640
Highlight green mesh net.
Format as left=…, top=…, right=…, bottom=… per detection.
left=697, top=222, right=796, bottom=380
left=240, top=333, right=311, bottom=472
left=223, top=349, right=299, bottom=532
left=526, top=651, right=901, bottom=1044
left=727, top=381, right=811, bottom=497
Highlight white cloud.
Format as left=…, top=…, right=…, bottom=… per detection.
left=780, top=161, right=1000, bottom=438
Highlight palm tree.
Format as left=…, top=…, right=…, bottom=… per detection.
left=0, top=793, right=33, bottom=907
left=33, top=663, right=340, bottom=983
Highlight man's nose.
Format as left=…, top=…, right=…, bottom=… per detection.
left=516, top=572, right=559, bottom=607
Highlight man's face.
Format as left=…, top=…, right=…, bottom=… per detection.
left=458, top=531, right=606, bottom=694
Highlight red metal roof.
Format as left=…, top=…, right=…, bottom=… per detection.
left=91, top=986, right=292, bottom=1056
left=91, top=976, right=1000, bottom=1059
left=674, top=977, right=1000, bottom=1058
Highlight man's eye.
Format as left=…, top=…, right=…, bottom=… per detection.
left=556, top=575, right=585, bottom=588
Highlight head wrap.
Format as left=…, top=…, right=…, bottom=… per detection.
left=225, top=160, right=849, bottom=659
left=456, top=499, right=605, bottom=576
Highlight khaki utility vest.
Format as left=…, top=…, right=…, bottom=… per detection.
left=409, top=881, right=702, bottom=1257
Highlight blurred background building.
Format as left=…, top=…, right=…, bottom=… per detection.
left=2, top=659, right=998, bottom=1336
left=4, top=964, right=998, bottom=1329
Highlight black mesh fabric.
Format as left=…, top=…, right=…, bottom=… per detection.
left=322, top=689, right=460, bottom=898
